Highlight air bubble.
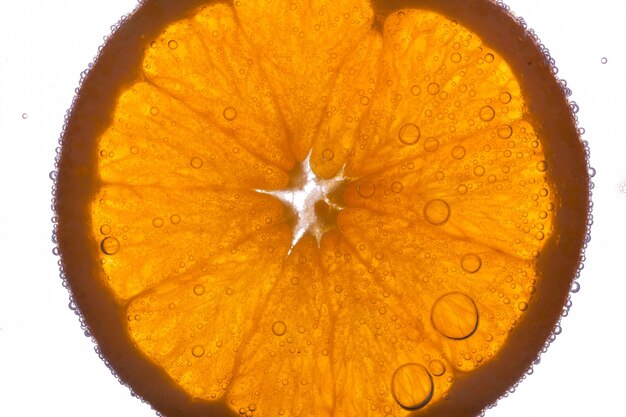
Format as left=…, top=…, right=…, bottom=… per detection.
left=479, top=105, right=496, bottom=122
left=190, top=156, right=203, bottom=169
left=536, top=161, right=547, bottom=172
left=391, top=363, right=433, bottom=410
left=497, top=124, right=513, bottom=139
left=322, top=148, right=335, bottom=161
left=473, top=165, right=485, bottom=177
left=601, top=57, right=608, bottom=64
left=223, top=106, right=237, bottom=121
left=398, top=123, right=421, bottom=145
left=484, top=53, right=495, bottom=63
left=410, top=85, right=421, bottom=96
left=588, top=167, right=596, bottom=178
left=423, top=199, right=450, bottom=225
left=423, top=137, right=439, bottom=152
left=427, top=83, right=440, bottom=95
left=428, top=359, right=446, bottom=376
left=272, top=320, right=287, bottom=336
left=167, top=40, right=178, bottom=50
left=499, top=92, right=512, bottom=104
left=150, top=106, right=159, bottom=116
left=21, top=113, right=28, bottom=119
left=451, top=52, right=462, bottom=63
left=193, top=284, right=205, bottom=296
left=191, top=345, right=205, bottom=357
left=431, top=292, right=478, bottom=340
left=451, top=145, right=466, bottom=159
left=461, top=253, right=482, bottom=273
left=170, top=214, right=181, bottom=224
left=518, top=302, right=528, bottom=312
left=357, top=181, right=376, bottom=198
left=152, top=217, right=164, bottom=228
left=100, top=237, right=120, bottom=255
left=100, top=224, right=112, bottom=235
left=391, top=181, right=403, bottom=193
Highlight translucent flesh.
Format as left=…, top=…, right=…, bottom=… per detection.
left=88, top=1, right=556, bottom=416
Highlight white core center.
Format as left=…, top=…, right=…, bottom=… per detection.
left=255, top=154, right=343, bottom=252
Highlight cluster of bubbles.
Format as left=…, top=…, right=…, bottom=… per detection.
left=49, top=3, right=158, bottom=414
left=472, top=3, right=595, bottom=415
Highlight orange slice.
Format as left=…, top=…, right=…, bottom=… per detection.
left=54, top=0, right=590, bottom=416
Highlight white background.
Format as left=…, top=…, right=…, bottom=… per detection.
left=0, top=0, right=623, bottom=416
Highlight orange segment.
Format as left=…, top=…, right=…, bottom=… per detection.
left=93, top=186, right=288, bottom=299
left=235, top=0, right=374, bottom=161
left=142, top=4, right=295, bottom=176
left=100, top=82, right=290, bottom=189
left=54, top=0, right=590, bottom=417
left=127, top=224, right=291, bottom=399
left=343, top=120, right=552, bottom=258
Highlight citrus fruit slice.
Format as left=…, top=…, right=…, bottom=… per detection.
left=53, top=0, right=590, bottom=416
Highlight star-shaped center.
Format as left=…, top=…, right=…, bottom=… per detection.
left=255, top=153, right=344, bottom=253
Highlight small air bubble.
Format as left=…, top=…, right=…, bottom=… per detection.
left=152, top=217, right=164, bottom=228
left=536, top=161, right=548, bottom=172
left=322, top=148, right=335, bottom=161
left=21, top=113, right=28, bottom=119
left=170, top=214, right=181, bottom=224
left=167, top=40, right=178, bottom=50
left=100, top=237, right=120, bottom=255
left=398, top=123, right=421, bottom=145
left=427, top=83, right=440, bottom=95
left=357, top=181, right=376, bottom=198
left=391, top=181, right=404, bottom=193
left=601, top=57, right=608, bottom=64
left=223, top=106, right=237, bottom=121
left=473, top=165, right=485, bottom=177
left=190, top=156, right=203, bottom=169
left=479, top=105, right=496, bottom=122
left=451, top=145, right=466, bottom=159
left=497, top=125, right=513, bottom=139
left=428, top=359, right=446, bottom=376
left=272, top=320, right=287, bottom=336
left=49, top=171, right=58, bottom=181
left=191, top=345, right=205, bottom=357
left=193, top=284, right=205, bottom=296
left=423, top=137, right=439, bottom=152
left=461, top=253, right=482, bottom=273
left=423, top=199, right=450, bottom=225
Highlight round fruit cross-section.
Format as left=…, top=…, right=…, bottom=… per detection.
left=54, top=0, right=590, bottom=416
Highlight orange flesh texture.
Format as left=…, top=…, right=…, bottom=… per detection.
left=54, top=1, right=589, bottom=417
